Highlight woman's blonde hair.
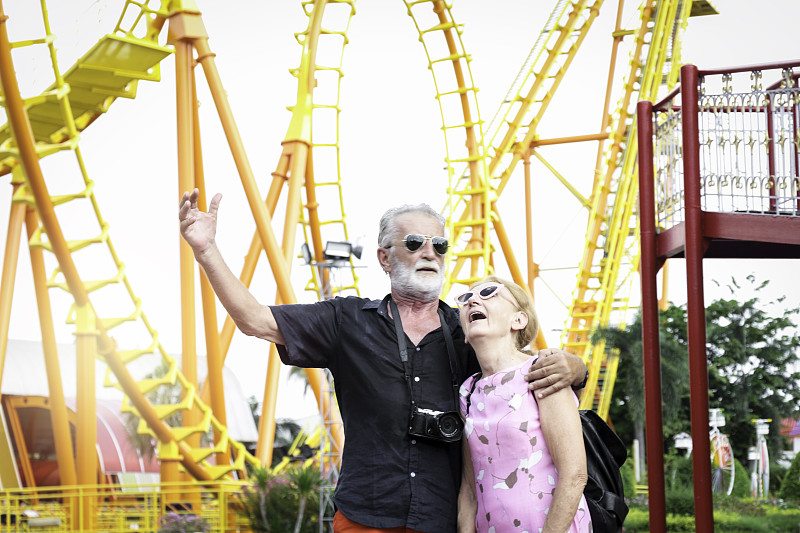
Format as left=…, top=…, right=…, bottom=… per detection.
left=470, top=275, right=539, bottom=351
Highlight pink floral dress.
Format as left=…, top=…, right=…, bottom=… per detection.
left=459, top=357, right=592, bottom=532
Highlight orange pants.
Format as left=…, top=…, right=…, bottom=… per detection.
left=332, top=511, right=424, bottom=533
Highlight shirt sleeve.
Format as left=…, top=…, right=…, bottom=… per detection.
left=270, top=300, right=339, bottom=368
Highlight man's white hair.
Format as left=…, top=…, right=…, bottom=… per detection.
left=377, top=204, right=446, bottom=248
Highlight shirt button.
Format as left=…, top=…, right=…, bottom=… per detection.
left=411, top=439, right=417, bottom=445
left=414, top=376, right=420, bottom=382
left=416, top=347, right=420, bottom=351
left=410, top=472, right=416, bottom=478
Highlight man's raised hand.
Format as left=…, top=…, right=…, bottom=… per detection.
left=179, top=188, right=222, bottom=255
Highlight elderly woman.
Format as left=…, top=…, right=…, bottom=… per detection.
left=456, top=276, right=591, bottom=533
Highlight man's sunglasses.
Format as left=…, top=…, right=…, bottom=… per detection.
left=400, top=234, right=449, bottom=255
left=455, top=283, right=519, bottom=309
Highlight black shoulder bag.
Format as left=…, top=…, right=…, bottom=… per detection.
left=580, top=409, right=628, bottom=533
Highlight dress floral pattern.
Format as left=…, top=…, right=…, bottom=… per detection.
left=459, top=357, right=592, bottom=532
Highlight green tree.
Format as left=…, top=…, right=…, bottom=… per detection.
left=288, top=465, right=321, bottom=533
left=271, top=418, right=304, bottom=468
left=123, top=361, right=183, bottom=460
left=597, top=275, right=800, bottom=479
left=245, top=396, right=304, bottom=464
left=779, top=450, right=800, bottom=501
left=248, top=395, right=261, bottom=429
left=239, top=465, right=321, bottom=533
left=593, top=304, right=689, bottom=466
left=704, top=275, right=800, bottom=463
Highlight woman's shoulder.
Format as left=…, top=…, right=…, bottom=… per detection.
left=508, top=354, right=538, bottom=376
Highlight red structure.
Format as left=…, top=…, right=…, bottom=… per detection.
left=637, top=61, right=800, bottom=533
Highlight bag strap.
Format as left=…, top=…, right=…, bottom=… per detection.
left=464, top=372, right=481, bottom=415
left=438, top=308, right=461, bottom=399
left=389, top=299, right=415, bottom=407
left=600, top=491, right=629, bottom=524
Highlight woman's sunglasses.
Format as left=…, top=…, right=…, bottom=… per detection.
left=400, top=234, right=449, bottom=255
left=456, top=283, right=521, bottom=310
left=455, top=283, right=503, bottom=307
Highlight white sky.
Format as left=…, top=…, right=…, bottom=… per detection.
left=0, top=0, right=798, bottom=421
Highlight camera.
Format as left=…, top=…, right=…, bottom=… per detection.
left=408, top=406, right=464, bottom=443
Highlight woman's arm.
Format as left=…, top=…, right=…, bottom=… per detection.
left=538, top=388, right=588, bottom=533
left=457, top=430, right=478, bottom=533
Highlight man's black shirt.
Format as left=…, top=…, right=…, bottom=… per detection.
left=271, top=295, right=478, bottom=533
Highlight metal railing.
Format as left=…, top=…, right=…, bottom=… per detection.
left=652, top=61, right=800, bottom=232
left=0, top=481, right=250, bottom=532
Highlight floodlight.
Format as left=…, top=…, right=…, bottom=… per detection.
left=350, top=241, right=363, bottom=260
left=323, top=241, right=352, bottom=260
left=301, top=243, right=312, bottom=265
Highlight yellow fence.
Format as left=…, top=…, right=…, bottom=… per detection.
left=0, top=481, right=252, bottom=532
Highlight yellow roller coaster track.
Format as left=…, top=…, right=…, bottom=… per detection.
left=292, top=0, right=361, bottom=302
left=0, top=0, right=367, bottom=483
left=0, top=0, right=262, bottom=486
left=0, top=0, right=708, bottom=502
left=404, top=0, right=489, bottom=295
left=442, top=0, right=604, bottom=345
left=565, top=0, right=693, bottom=416
left=285, top=0, right=700, bottom=425
left=439, top=0, right=698, bottom=418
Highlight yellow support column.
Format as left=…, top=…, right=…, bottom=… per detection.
left=0, top=181, right=25, bottom=394
left=159, top=440, right=181, bottom=501
left=173, top=34, right=197, bottom=386
left=1, top=0, right=85, bottom=497
left=256, top=345, right=282, bottom=466
left=1, top=5, right=224, bottom=481
left=193, top=77, right=229, bottom=467
left=25, top=206, right=78, bottom=488
left=174, top=33, right=200, bottom=505
left=193, top=34, right=298, bottom=306
left=75, top=304, right=98, bottom=531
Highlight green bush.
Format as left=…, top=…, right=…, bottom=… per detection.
left=713, top=493, right=764, bottom=516
left=764, top=505, right=800, bottom=531
left=664, top=453, right=751, bottom=498
left=621, top=493, right=800, bottom=532
left=623, top=512, right=696, bottom=532
left=622, top=506, right=800, bottom=533
left=619, top=454, right=637, bottom=499
left=664, top=486, right=694, bottom=516
left=732, top=458, right=752, bottom=498
left=664, top=453, right=693, bottom=491
left=713, top=510, right=772, bottom=532
left=620, top=507, right=648, bottom=531
left=770, top=461, right=788, bottom=497
left=779, top=451, right=800, bottom=502
left=664, top=514, right=698, bottom=532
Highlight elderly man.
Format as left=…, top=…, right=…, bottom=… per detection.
left=179, top=190, right=587, bottom=533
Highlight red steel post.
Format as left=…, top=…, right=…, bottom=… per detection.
left=680, top=64, right=715, bottom=532
left=792, top=76, right=800, bottom=213
left=636, top=100, right=667, bottom=533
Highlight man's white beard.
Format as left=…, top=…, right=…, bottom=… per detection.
left=390, top=255, right=445, bottom=301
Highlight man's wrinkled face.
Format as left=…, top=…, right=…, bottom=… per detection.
left=387, top=213, right=446, bottom=300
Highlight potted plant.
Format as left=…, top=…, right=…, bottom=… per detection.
left=158, top=511, right=211, bottom=533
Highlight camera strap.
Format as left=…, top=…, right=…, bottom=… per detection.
left=389, top=298, right=460, bottom=409
left=438, top=308, right=461, bottom=400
